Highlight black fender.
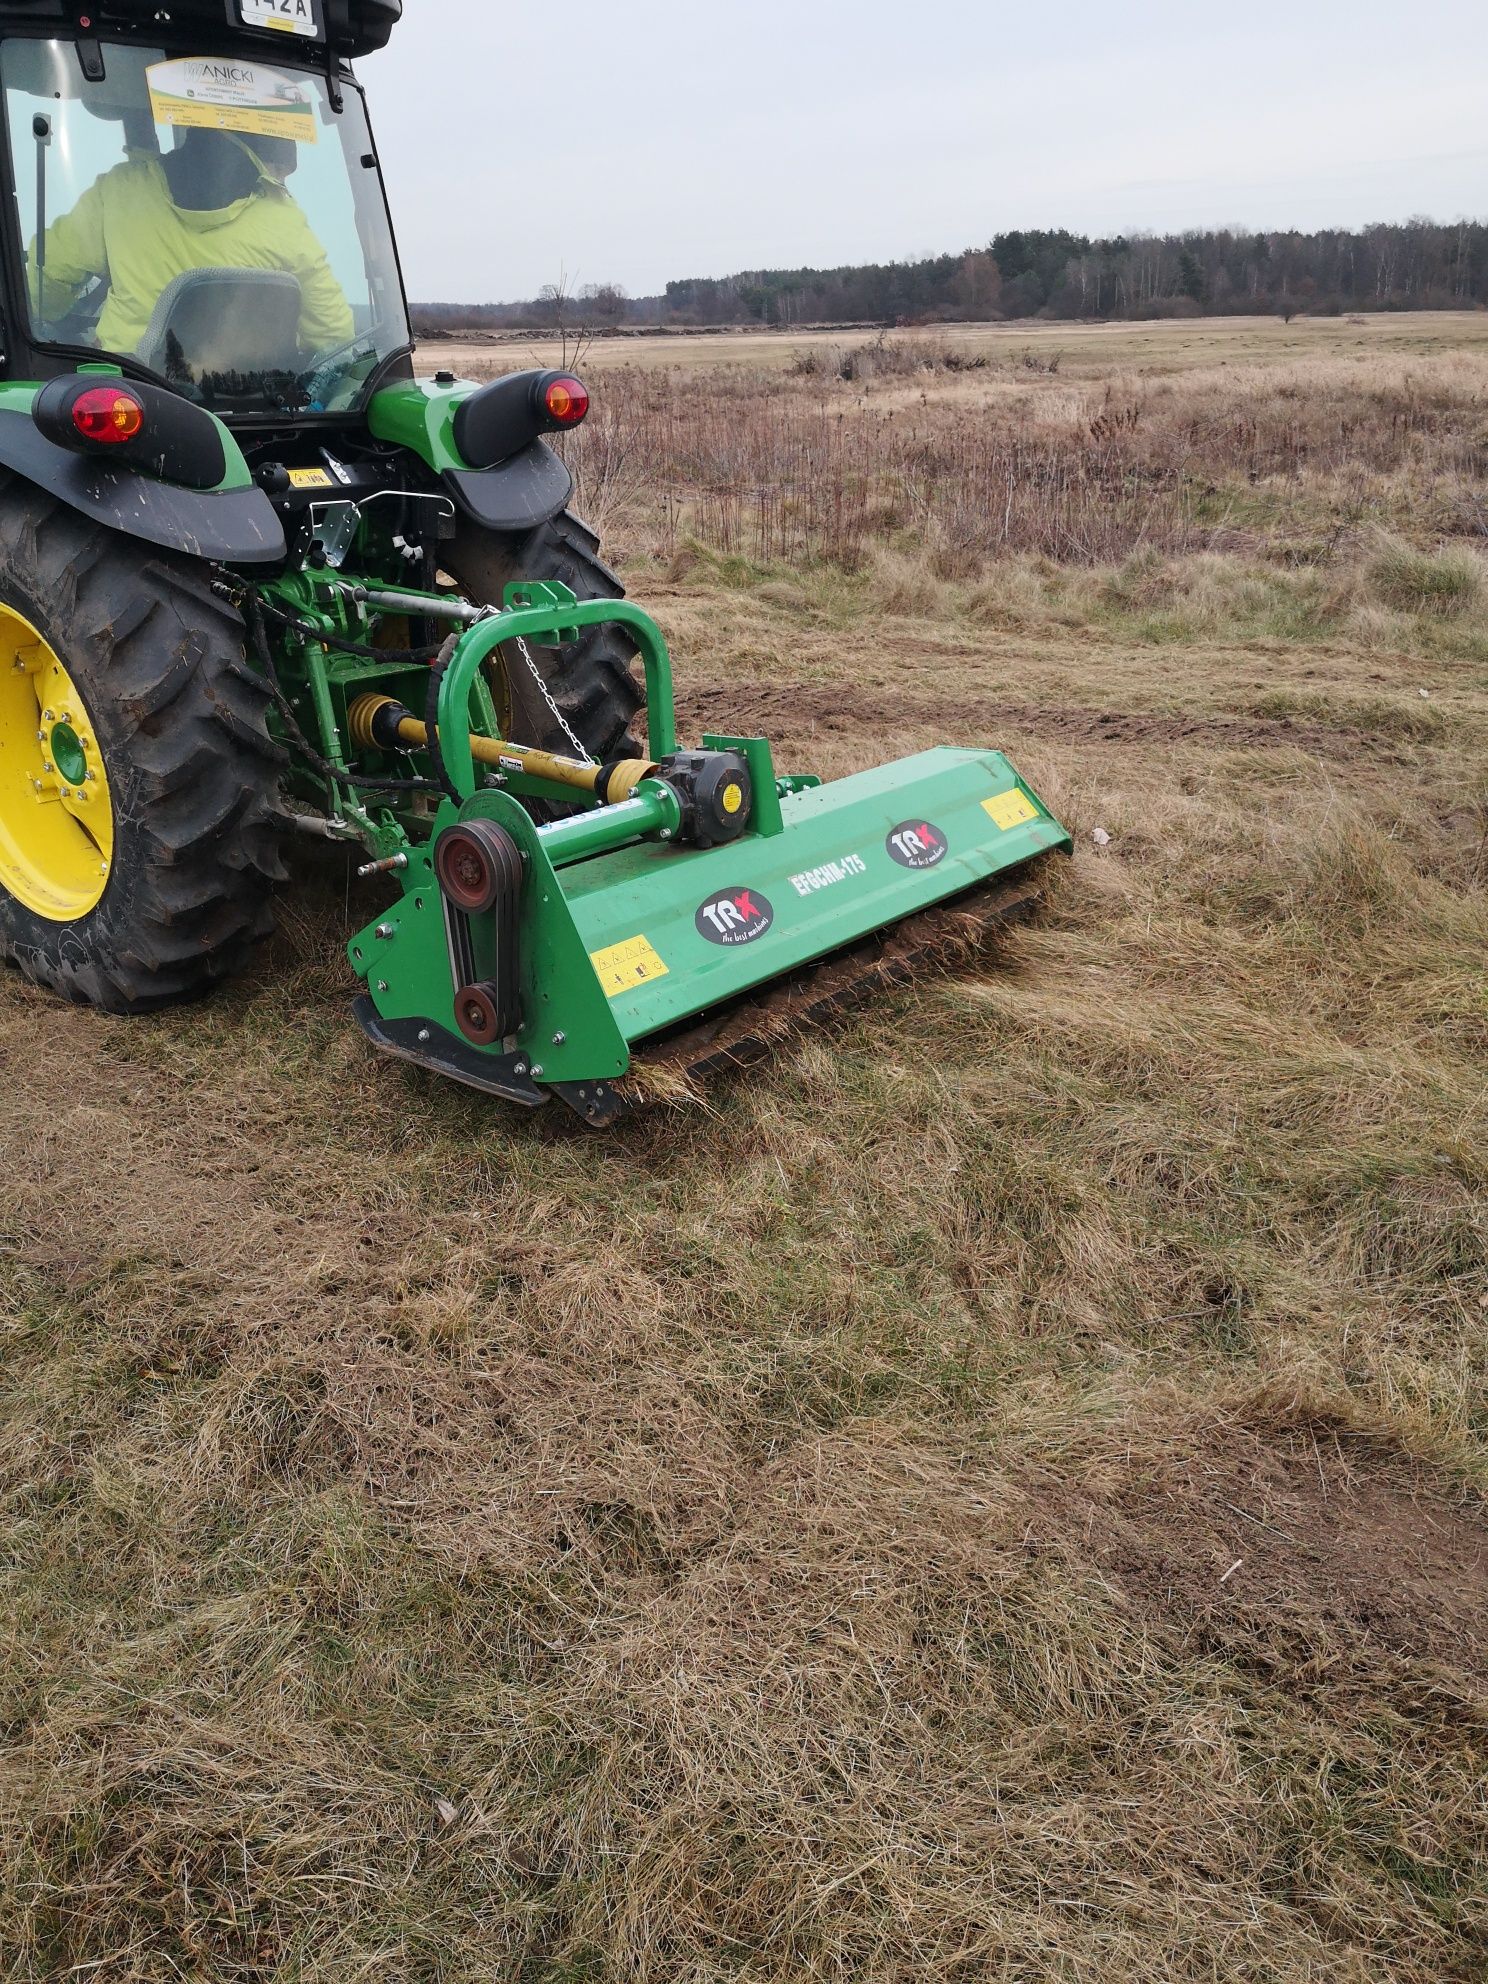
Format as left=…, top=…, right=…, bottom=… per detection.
left=0, top=409, right=285, bottom=565
left=443, top=439, right=574, bottom=534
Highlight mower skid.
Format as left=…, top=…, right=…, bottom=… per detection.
left=350, top=1000, right=550, bottom=1109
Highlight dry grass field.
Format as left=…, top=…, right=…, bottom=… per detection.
left=426, top=308, right=1488, bottom=378
left=2, top=313, right=1487, bottom=1981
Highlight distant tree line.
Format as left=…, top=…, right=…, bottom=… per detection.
left=413, top=219, right=1488, bottom=334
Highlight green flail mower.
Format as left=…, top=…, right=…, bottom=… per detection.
left=0, top=0, right=1070, bottom=1126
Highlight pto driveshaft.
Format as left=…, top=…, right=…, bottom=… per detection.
left=347, top=693, right=657, bottom=806
left=347, top=692, right=760, bottom=868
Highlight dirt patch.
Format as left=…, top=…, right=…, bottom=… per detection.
left=1029, top=1422, right=1488, bottom=1682
left=677, top=680, right=1394, bottom=758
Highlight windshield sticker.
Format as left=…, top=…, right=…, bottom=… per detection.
left=238, top=0, right=324, bottom=38
left=147, top=59, right=319, bottom=145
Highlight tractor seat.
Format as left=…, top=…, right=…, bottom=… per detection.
left=136, top=268, right=302, bottom=382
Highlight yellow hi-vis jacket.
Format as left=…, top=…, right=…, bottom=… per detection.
left=29, top=152, right=354, bottom=358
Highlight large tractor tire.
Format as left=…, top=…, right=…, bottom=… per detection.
left=444, top=508, right=646, bottom=761
left=0, top=482, right=285, bottom=1013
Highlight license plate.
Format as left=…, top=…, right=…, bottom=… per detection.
left=238, top=0, right=323, bottom=38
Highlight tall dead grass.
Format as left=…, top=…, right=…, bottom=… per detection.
left=551, top=349, right=1488, bottom=570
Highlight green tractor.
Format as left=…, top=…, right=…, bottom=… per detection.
left=0, top=0, right=1069, bottom=1125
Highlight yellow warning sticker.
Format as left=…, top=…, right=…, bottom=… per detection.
left=589, top=934, right=669, bottom=998
left=287, top=467, right=334, bottom=489
left=983, top=788, right=1039, bottom=831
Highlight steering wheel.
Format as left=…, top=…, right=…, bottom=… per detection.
left=52, top=275, right=110, bottom=346
left=301, top=336, right=377, bottom=411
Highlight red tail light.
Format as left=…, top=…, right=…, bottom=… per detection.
left=72, top=386, right=145, bottom=443
left=543, top=375, right=589, bottom=427
left=72, top=386, right=145, bottom=444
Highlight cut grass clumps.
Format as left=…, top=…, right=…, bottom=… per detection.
left=1250, top=687, right=1447, bottom=742
left=1368, top=539, right=1484, bottom=615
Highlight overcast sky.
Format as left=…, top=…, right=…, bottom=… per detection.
left=358, top=0, right=1488, bottom=303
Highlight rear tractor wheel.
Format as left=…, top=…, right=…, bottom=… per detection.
left=445, top=508, right=646, bottom=762
left=0, top=488, right=285, bottom=1012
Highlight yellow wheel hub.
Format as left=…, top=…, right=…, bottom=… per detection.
left=0, top=605, right=114, bottom=921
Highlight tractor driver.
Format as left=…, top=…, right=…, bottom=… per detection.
left=27, top=124, right=354, bottom=364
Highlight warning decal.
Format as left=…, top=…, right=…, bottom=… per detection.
left=147, top=58, right=319, bottom=144
left=982, top=788, right=1039, bottom=831
left=590, top=934, right=670, bottom=998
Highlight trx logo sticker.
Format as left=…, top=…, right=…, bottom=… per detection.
left=789, top=853, right=867, bottom=897
left=590, top=933, right=669, bottom=997
left=886, top=821, right=948, bottom=870
left=983, top=788, right=1038, bottom=831
left=696, top=888, right=775, bottom=946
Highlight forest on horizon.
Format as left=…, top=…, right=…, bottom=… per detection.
left=413, top=218, right=1488, bottom=333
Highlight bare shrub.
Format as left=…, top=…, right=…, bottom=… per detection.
left=791, top=336, right=991, bottom=384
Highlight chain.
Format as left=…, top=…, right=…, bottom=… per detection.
left=509, top=632, right=594, bottom=764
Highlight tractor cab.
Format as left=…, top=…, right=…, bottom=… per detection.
left=0, top=1, right=409, bottom=415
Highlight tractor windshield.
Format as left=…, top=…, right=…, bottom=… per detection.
left=1, top=39, right=409, bottom=415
